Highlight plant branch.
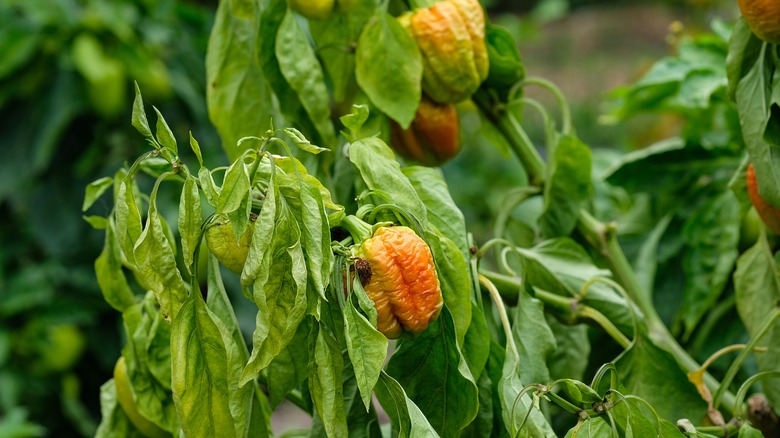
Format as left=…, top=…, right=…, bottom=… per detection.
left=713, top=306, right=780, bottom=410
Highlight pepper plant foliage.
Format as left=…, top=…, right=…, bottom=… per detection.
left=84, top=0, right=780, bottom=436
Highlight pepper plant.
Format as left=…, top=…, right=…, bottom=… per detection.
left=84, top=0, right=780, bottom=436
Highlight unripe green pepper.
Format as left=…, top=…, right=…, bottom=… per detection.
left=389, top=95, right=461, bottom=166
left=399, top=0, right=489, bottom=103
left=288, top=0, right=334, bottom=20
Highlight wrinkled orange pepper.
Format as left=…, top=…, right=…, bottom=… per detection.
left=357, top=226, right=443, bottom=338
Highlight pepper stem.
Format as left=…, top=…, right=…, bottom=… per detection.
left=340, top=215, right=374, bottom=244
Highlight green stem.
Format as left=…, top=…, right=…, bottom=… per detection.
left=713, top=306, right=780, bottom=410
left=733, top=371, right=780, bottom=419
left=576, top=209, right=737, bottom=412
left=340, top=215, right=373, bottom=243
left=694, top=423, right=739, bottom=437
left=479, top=270, right=630, bottom=348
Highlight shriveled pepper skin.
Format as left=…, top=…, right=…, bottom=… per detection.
left=390, top=95, right=461, bottom=166
left=358, top=227, right=443, bottom=339
left=738, top=0, right=780, bottom=44
left=399, top=0, right=488, bottom=104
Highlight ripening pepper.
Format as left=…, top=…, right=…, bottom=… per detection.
left=288, top=0, right=334, bottom=20
left=389, top=95, right=461, bottom=166
left=205, top=216, right=254, bottom=274
left=738, top=0, right=780, bottom=44
left=399, top=0, right=489, bottom=104
left=356, top=226, right=443, bottom=339
left=747, top=164, right=780, bottom=235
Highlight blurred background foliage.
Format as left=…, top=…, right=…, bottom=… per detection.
left=0, top=0, right=743, bottom=435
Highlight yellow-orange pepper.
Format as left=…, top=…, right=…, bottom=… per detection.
left=399, top=0, right=488, bottom=104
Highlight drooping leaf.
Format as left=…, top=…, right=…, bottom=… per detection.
left=95, top=380, right=146, bottom=438
left=539, top=134, right=593, bottom=238
left=171, top=293, right=233, bottom=437
left=678, top=191, right=740, bottom=338
left=613, top=327, right=707, bottom=421
left=121, top=298, right=178, bottom=434
left=83, top=177, right=113, bottom=212
left=206, top=0, right=276, bottom=161
left=275, top=9, right=336, bottom=146
left=386, top=310, right=478, bottom=436
left=734, top=234, right=780, bottom=408
left=132, top=181, right=188, bottom=320
left=546, top=317, right=590, bottom=383
left=511, top=290, right=556, bottom=385
left=349, top=137, right=427, bottom=227
left=115, top=180, right=143, bottom=265
left=374, top=371, right=440, bottom=438
left=426, top=226, right=472, bottom=347
left=241, top=191, right=308, bottom=384
left=343, top=293, right=388, bottom=411
left=217, top=157, right=250, bottom=215
left=178, top=176, right=202, bottom=276
left=267, top=321, right=310, bottom=409
left=153, top=106, right=178, bottom=156
left=95, top=218, right=137, bottom=312
left=403, top=166, right=469, bottom=257
left=308, top=322, right=348, bottom=438
left=309, top=1, right=375, bottom=103
left=355, top=11, right=422, bottom=128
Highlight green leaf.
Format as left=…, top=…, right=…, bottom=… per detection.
left=511, top=290, right=556, bottom=385
left=340, top=104, right=369, bottom=141
left=613, top=327, right=707, bottom=421
left=95, top=218, right=136, bottom=312
left=498, top=330, right=556, bottom=437
left=267, top=321, right=310, bottom=408
left=121, top=298, right=178, bottom=433
left=678, top=191, right=740, bottom=338
left=461, top=304, right=491, bottom=379
left=241, top=181, right=308, bottom=383
left=555, top=379, right=601, bottom=406
left=179, top=176, right=202, bottom=276
left=356, top=11, right=422, bottom=128
left=386, top=309, right=478, bottom=436
left=189, top=132, right=204, bottom=167
left=736, top=43, right=780, bottom=207
left=153, top=107, right=177, bottom=156
left=309, top=322, right=348, bottom=438
left=633, top=214, right=673, bottom=298
left=171, top=293, right=233, bottom=437
left=276, top=9, right=336, bottom=146
left=342, top=361, right=385, bottom=438
left=83, top=177, right=113, bottom=212
left=564, top=417, right=613, bottom=438
left=131, top=82, right=154, bottom=142
left=95, top=380, right=145, bottom=438
left=403, top=166, right=469, bottom=257
left=205, top=255, right=273, bottom=437
left=83, top=215, right=109, bottom=230
left=206, top=0, right=276, bottom=161
left=426, top=226, right=472, bottom=346
left=514, top=238, right=634, bottom=335
left=343, top=294, right=388, bottom=410
left=374, top=371, right=440, bottom=438
left=132, top=181, right=188, bottom=320
left=546, top=318, right=590, bottom=383
left=460, top=371, right=495, bottom=437
left=734, top=235, right=780, bottom=408
left=539, top=134, right=593, bottom=237
left=115, top=180, right=143, bottom=265
left=198, top=166, right=221, bottom=207
left=349, top=137, right=428, bottom=227
left=738, top=423, right=765, bottom=437
left=727, top=17, right=763, bottom=101
left=284, top=127, right=328, bottom=154
left=217, top=157, right=250, bottom=215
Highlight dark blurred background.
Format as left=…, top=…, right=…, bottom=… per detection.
left=0, top=0, right=738, bottom=435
